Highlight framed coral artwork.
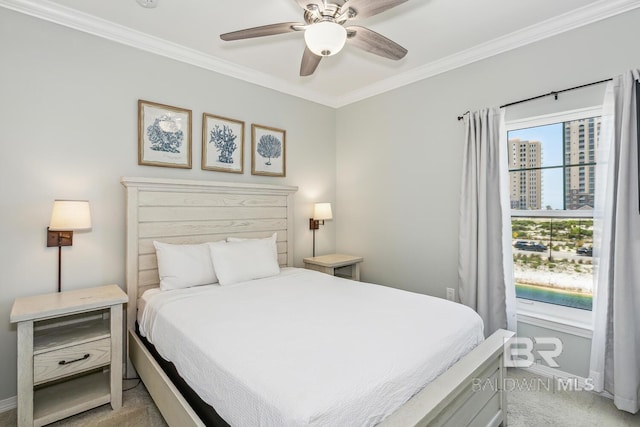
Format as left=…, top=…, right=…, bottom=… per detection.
left=202, top=113, right=244, bottom=173
left=251, top=124, right=286, bottom=177
left=138, top=100, right=192, bottom=168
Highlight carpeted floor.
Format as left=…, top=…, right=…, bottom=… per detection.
left=507, top=369, right=640, bottom=426
left=1, top=370, right=639, bottom=426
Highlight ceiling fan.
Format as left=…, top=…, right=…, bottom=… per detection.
left=220, top=0, right=409, bottom=76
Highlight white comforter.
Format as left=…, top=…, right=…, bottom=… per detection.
left=139, top=268, right=484, bottom=427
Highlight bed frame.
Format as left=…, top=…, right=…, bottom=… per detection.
left=122, top=176, right=514, bottom=427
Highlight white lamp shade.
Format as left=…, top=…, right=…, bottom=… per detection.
left=304, top=22, right=347, bottom=57
left=313, top=203, right=333, bottom=221
left=49, top=200, right=92, bottom=231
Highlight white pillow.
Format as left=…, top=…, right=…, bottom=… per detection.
left=153, top=241, right=225, bottom=291
left=210, top=238, right=280, bottom=286
left=227, top=232, right=278, bottom=262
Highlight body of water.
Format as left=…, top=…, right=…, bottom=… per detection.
left=516, top=283, right=592, bottom=311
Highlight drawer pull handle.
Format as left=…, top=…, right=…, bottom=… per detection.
left=58, top=353, right=90, bottom=366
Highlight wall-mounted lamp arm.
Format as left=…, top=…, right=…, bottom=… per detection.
left=310, top=218, right=327, bottom=230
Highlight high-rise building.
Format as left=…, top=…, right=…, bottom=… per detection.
left=508, top=138, right=542, bottom=209
left=564, top=117, right=599, bottom=210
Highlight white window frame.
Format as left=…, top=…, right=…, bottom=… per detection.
left=506, top=106, right=601, bottom=332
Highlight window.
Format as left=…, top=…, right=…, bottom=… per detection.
left=507, top=108, right=601, bottom=321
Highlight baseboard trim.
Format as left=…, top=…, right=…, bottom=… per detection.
left=524, top=363, right=588, bottom=387
left=0, top=395, right=16, bottom=413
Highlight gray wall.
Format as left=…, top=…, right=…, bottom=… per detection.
left=517, top=323, right=591, bottom=378
left=335, top=9, right=640, bottom=295
left=0, top=9, right=336, bottom=401
left=334, top=9, right=640, bottom=378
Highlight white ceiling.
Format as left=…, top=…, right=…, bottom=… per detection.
left=3, top=0, right=639, bottom=107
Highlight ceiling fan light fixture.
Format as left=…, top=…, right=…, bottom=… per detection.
left=136, top=0, right=158, bottom=8
left=304, top=21, right=347, bottom=57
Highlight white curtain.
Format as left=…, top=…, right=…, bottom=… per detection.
left=590, top=69, right=640, bottom=414
left=459, top=108, right=517, bottom=337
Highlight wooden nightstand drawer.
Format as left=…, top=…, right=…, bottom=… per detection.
left=34, top=337, right=111, bottom=385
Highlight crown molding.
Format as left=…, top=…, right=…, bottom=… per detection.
left=0, top=0, right=337, bottom=107
left=333, top=0, right=640, bottom=107
left=1, top=0, right=639, bottom=109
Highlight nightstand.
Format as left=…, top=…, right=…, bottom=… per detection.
left=10, top=285, right=127, bottom=427
left=303, top=253, right=364, bottom=281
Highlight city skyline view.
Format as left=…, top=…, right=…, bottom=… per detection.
left=508, top=116, right=600, bottom=211
left=508, top=117, right=600, bottom=310
left=508, top=123, right=564, bottom=209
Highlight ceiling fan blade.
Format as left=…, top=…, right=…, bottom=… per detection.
left=220, top=22, right=302, bottom=41
left=346, top=26, right=407, bottom=60
left=341, top=0, right=408, bottom=19
left=300, top=46, right=322, bottom=76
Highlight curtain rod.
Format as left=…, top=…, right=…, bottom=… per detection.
left=456, top=77, right=612, bottom=121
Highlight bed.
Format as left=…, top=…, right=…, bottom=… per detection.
left=122, top=176, right=514, bottom=427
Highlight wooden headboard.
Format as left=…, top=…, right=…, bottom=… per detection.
left=121, top=177, right=298, bottom=340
